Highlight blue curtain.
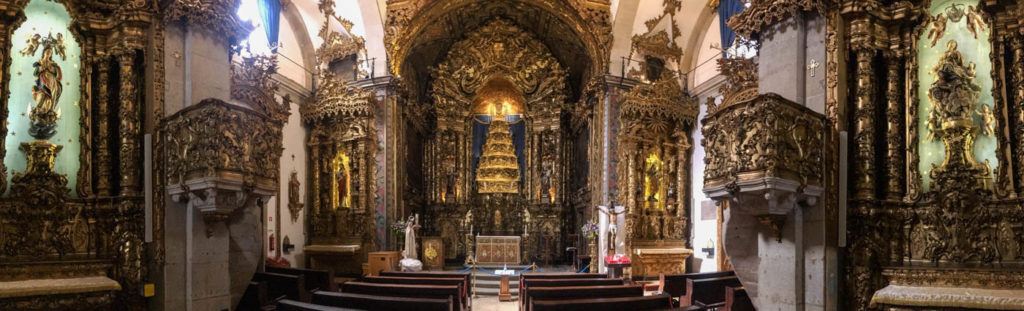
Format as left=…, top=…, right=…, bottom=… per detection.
left=471, top=115, right=526, bottom=189
left=718, top=0, right=745, bottom=57
left=257, top=0, right=281, bottom=52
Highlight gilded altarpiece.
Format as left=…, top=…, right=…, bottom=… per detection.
left=422, top=20, right=572, bottom=263
left=617, top=73, right=698, bottom=277
left=302, top=72, right=379, bottom=275
left=809, top=0, right=1024, bottom=309
left=0, top=0, right=155, bottom=309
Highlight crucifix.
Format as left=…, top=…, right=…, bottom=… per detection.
left=807, top=59, right=821, bottom=77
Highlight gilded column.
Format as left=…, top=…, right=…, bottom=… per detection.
left=1013, top=37, right=1024, bottom=196
left=95, top=59, right=113, bottom=196
left=884, top=52, right=904, bottom=201
left=853, top=49, right=877, bottom=200
left=118, top=50, right=141, bottom=196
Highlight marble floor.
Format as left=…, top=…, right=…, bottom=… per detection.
left=472, top=296, right=519, bottom=311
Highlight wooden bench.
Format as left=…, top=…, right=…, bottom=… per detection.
left=531, top=293, right=674, bottom=311
left=340, top=281, right=464, bottom=311
left=524, top=284, right=644, bottom=311
left=519, top=272, right=606, bottom=303
left=276, top=299, right=360, bottom=311
left=253, top=272, right=309, bottom=302
left=379, top=271, right=472, bottom=294
left=359, top=276, right=467, bottom=307
left=722, top=287, right=754, bottom=311
left=686, top=276, right=742, bottom=308
left=313, top=291, right=453, bottom=311
left=520, top=278, right=624, bottom=308
left=658, top=271, right=735, bottom=307
left=267, top=266, right=337, bottom=292
left=239, top=281, right=278, bottom=310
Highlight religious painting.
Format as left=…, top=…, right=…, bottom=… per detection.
left=4, top=0, right=82, bottom=196
left=287, top=170, right=303, bottom=222
left=916, top=0, right=995, bottom=191
left=643, top=151, right=664, bottom=209
left=330, top=151, right=351, bottom=209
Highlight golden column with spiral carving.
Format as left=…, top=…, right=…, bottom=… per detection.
left=853, top=48, right=877, bottom=200
left=1013, top=38, right=1024, bottom=197
left=96, top=57, right=112, bottom=196
left=118, top=50, right=141, bottom=196
left=884, top=52, right=904, bottom=201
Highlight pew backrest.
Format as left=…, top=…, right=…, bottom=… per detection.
left=519, top=277, right=624, bottom=306
left=658, top=270, right=736, bottom=299
left=518, top=273, right=607, bottom=303
left=687, top=276, right=742, bottom=307
left=276, top=299, right=360, bottom=311
left=313, top=291, right=453, bottom=311
left=378, top=271, right=472, bottom=292
left=359, top=276, right=467, bottom=306
left=240, top=281, right=275, bottom=310
left=531, top=293, right=674, bottom=311
left=253, top=272, right=308, bottom=302
left=340, top=281, right=463, bottom=311
left=267, top=266, right=336, bottom=292
left=525, top=285, right=644, bottom=311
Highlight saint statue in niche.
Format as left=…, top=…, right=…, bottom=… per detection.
left=20, top=32, right=67, bottom=139
left=332, top=152, right=351, bottom=209
left=644, top=153, right=662, bottom=203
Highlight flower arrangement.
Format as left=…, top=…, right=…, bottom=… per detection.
left=581, top=221, right=598, bottom=240
left=391, top=219, right=407, bottom=236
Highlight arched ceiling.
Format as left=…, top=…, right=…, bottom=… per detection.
left=397, top=0, right=596, bottom=102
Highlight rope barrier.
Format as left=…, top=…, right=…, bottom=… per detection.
left=577, top=264, right=590, bottom=273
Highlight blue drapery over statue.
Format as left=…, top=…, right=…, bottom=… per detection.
left=257, top=0, right=281, bottom=52
left=471, top=115, right=526, bottom=190
left=718, top=0, right=745, bottom=57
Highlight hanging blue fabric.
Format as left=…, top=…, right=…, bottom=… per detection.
left=257, top=0, right=281, bottom=52
left=718, top=0, right=745, bottom=57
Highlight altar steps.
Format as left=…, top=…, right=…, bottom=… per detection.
left=450, top=265, right=576, bottom=297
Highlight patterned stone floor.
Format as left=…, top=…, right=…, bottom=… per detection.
left=472, top=296, right=518, bottom=311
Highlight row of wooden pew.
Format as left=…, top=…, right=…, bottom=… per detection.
left=518, top=272, right=676, bottom=311
left=657, top=270, right=753, bottom=310
left=241, top=268, right=472, bottom=311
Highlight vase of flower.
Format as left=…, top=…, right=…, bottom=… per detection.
left=581, top=221, right=598, bottom=261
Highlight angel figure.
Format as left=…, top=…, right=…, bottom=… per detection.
left=977, top=105, right=996, bottom=137
left=20, top=32, right=67, bottom=125
left=965, top=5, right=987, bottom=39
left=927, top=13, right=947, bottom=47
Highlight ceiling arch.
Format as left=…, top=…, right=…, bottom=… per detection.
left=386, top=0, right=612, bottom=102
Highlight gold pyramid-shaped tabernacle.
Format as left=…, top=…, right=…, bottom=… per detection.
left=476, top=104, right=520, bottom=194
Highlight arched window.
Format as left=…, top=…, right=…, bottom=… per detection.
left=237, top=0, right=273, bottom=56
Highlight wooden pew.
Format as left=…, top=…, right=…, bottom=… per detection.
left=276, top=299, right=360, bottom=311
left=267, top=266, right=337, bottom=292
left=722, top=287, right=754, bottom=311
left=379, top=271, right=472, bottom=294
left=520, top=278, right=624, bottom=309
left=340, top=281, right=464, bottom=311
left=359, top=276, right=467, bottom=307
left=253, top=272, right=309, bottom=302
left=239, top=281, right=277, bottom=310
left=314, top=291, right=453, bottom=311
left=658, top=271, right=735, bottom=307
left=531, top=293, right=674, bottom=311
left=686, top=276, right=742, bottom=308
left=524, top=284, right=644, bottom=311
left=518, top=272, right=606, bottom=303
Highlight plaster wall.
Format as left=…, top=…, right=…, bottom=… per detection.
left=266, top=99, right=309, bottom=266
left=690, top=96, right=718, bottom=273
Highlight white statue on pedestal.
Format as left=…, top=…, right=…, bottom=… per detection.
left=400, top=214, right=423, bottom=271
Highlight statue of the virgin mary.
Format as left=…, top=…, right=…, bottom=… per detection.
left=400, top=214, right=423, bottom=271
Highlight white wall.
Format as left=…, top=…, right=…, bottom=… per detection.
left=266, top=98, right=309, bottom=266
left=690, top=95, right=720, bottom=272
left=692, top=16, right=722, bottom=88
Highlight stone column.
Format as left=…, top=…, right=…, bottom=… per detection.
left=884, top=52, right=904, bottom=201
left=118, top=51, right=141, bottom=196
left=853, top=48, right=877, bottom=200
left=95, top=58, right=113, bottom=196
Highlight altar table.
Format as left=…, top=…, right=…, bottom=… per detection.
left=475, top=236, right=521, bottom=265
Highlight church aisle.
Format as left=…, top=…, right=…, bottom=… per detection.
left=473, top=296, right=518, bottom=311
